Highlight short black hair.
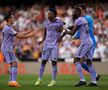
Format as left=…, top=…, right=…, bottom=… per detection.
left=4, top=13, right=13, bottom=21
left=49, top=8, right=57, bottom=17
left=75, top=7, right=82, bottom=16
left=78, top=4, right=86, bottom=11
left=72, top=7, right=82, bottom=20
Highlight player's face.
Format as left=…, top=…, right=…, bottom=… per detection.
left=72, top=9, right=78, bottom=20
left=47, top=11, right=55, bottom=20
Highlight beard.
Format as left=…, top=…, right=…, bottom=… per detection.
left=48, top=16, right=53, bottom=21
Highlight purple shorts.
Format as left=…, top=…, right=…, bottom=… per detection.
left=74, top=44, right=93, bottom=60
left=2, top=51, right=17, bottom=63
left=41, top=44, right=59, bottom=61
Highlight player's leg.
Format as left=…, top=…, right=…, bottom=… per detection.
left=92, top=46, right=101, bottom=81
left=81, top=58, right=98, bottom=78
left=3, top=52, right=21, bottom=87
left=80, top=58, right=89, bottom=72
left=39, top=60, right=48, bottom=80
left=81, top=45, right=96, bottom=73
left=74, top=44, right=94, bottom=87
left=10, top=61, right=18, bottom=83
left=51, top=61, right=57, bottom=81
left=86, top=47, right=97, bottom=86
left=35, top=60, right=48, bottom=85
left=80, top=44, right=94, bottom=72
left=81, top=46, right=101, bottom=81
left=47, top=61, right=57, bottom=87
left=35, top=45, right=50, bottom=85
left=74, top=57, right=87, bottom=87
left=9, top=61, right=21, bottom=87
left=47, top=46, right=58, bottom=87
left=86, top=59, right=97, bottom=86
left=81, top=60, right=101, bottom=81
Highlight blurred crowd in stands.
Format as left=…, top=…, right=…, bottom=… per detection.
left=0, top=1, right=108, bottom=62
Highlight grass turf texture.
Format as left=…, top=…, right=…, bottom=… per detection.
left=0, top=75, right=108, bottom=90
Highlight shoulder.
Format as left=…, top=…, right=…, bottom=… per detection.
left=56, top=19, right=65, bottom=26
left=43, top=20, right=49, bottom=26
left=75, top=17, right=87, bottom=25
left=76, top=17, right=84, bottom=22
left=2, top=25, right=10, bottom=32
left=56, top=19, right=64, bottom=23
left=84, top=15, right=93, bottom=22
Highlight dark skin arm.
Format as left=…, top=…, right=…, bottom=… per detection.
left=56, top=26, right=63, bottom=32
left=65, top=25, right=80, bottom=35
left=68, top=26, right=74, bottom=31
left=42, top=28, right=46, bottom=43
left=57, top=32, right=66, bottom=43
left=57, top=25, right=74, bottom=42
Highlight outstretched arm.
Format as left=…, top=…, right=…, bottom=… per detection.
left=15, top=30, right=35, bottom=39
left=57, top=32, right=66, bottom=43
left=22, top=29, right=34, bottom=35
left=64, top=25, right=80, bottom=36
left=57, top=25, right=76, bottom=42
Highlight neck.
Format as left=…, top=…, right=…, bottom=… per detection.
left=6, top=22, right=11, bottom=26
left=80, top=13, right=84, bottom=17
left=50, top=18, right=56, bottom=22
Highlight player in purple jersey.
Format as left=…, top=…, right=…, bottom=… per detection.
left=1, top=13, right=34, bottom=87
left=35, top=8, right=64, bottom=87
left=74, top=4, right=101, bottom=82
left=63, top=7, right=97, bottom=86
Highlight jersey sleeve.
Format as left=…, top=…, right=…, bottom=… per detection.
left=60, top=21, right=65, bottom=27
left=75, top=17, right=83, bottom=26
left=8, top=27, right=17, bottom=36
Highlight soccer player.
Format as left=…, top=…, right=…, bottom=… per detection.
left=63, top=7, right=97, bottom=86
left=1, top=13, right=34, bottom=87
left=74, top=4, right=101, bottom=81
left=35, top=8, right=64, bottom=87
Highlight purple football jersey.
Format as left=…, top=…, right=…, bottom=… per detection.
left=1, top=25, right=17, bottom=52
left=75, top=17, right=93, bottom=45
left=43, top=19, right=64, bottom=46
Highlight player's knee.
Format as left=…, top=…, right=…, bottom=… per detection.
left=73, top=58, right=80, bottom=63
left=86, top=59, right=92, bottom=65
left=41, top=60, right=47, bottom=65
left=10, top=61, right=18, bottom=67
left=52, top=61, right=57, bottom=66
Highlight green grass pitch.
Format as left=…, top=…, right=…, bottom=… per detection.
left=0, top=74, right=108, bottom=90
